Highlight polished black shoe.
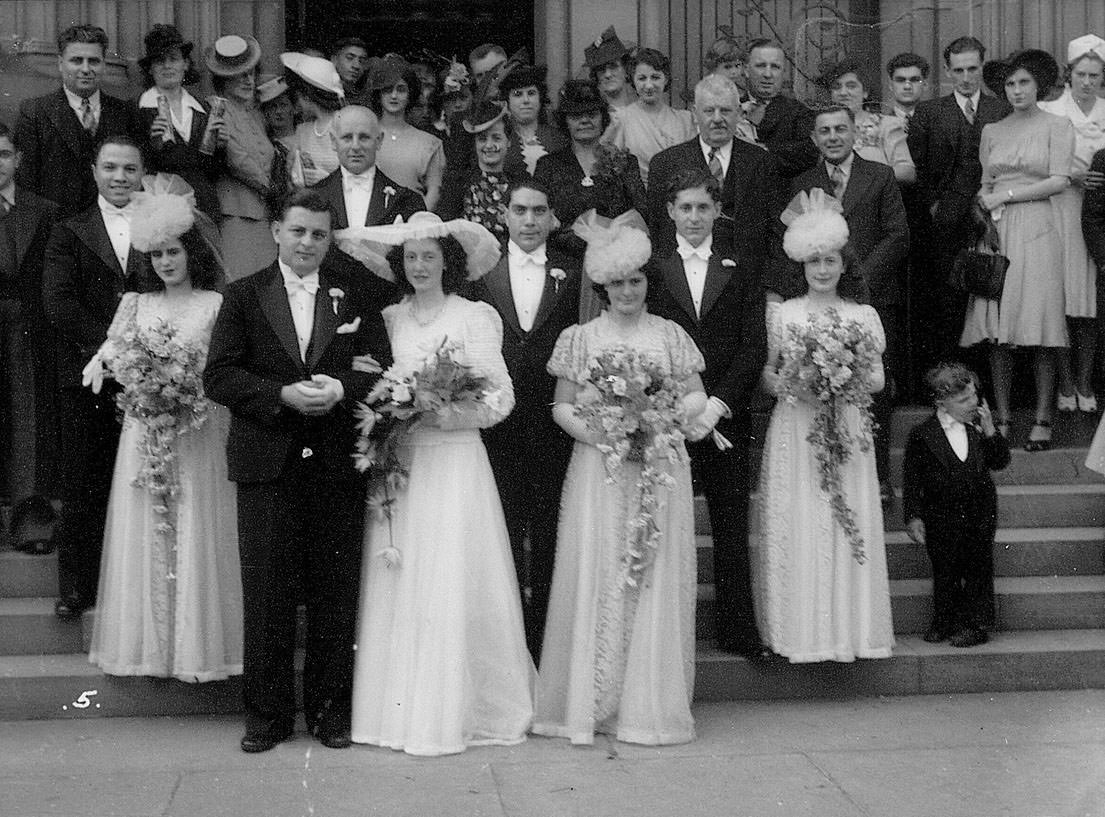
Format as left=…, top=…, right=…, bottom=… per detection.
left=949, top=627, right=989, bottom=648
left=719, top=640, right=785, bottom=663
left=240, top=725, right=294, bottom=753
left=315, top=721, right=352, bottom=749
left=54, top=594, right=90, bottom=621
left=923, top=623, right=950, bottom=643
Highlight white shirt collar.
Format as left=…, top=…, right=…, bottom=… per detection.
left=937, top=408, right=965, bottom=430
left=278, top=258, right=320, bottom=283
left=137, top=86, right=206, bottom=113
left=676, top=233, right=712, bottom=260
left=954, top=89, right=981, bottom=110
left=699, top=137, right=732, bottom=161
left=893, top=105, right=914, bottom=119
left=0, top=183, right=14, bottom=208
left=64, top=87, right=100, bottom=112
left=825, top=151, right=855, bottom=177
left=508, top=240, right=547, bottom=264
left=340, top=165, right=377, bottom=185
left=97, top=194, right=133, bottom=214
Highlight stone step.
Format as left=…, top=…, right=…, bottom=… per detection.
left=694, top=575, right=1105, bottom=639
left=3, top=629, right=1104, bottom=720
left=695, top=528, right=1105, bottom=583
left=0, top=550, right=58, bottom=598
left=0, top=598, right=85, bottom=655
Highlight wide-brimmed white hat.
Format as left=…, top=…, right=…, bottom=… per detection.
left=256, top=74, right=289, bottom=105
left=281, top=52, right=344, bottom=99
left=205, top=34, right=261, bottom=77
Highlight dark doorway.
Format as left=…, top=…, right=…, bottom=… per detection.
left=285, top=0, right=535, bottom=64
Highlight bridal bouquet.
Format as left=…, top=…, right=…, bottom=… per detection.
left=776, top=307, right=880, bottom=563
left=574, top=347, right=689, bottom=586
left=352, top=338, right=504, bottom=566
left=108, top=318, right=212, bottom=532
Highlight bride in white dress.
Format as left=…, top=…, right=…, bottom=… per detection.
left=86, top=178, right=242, bottom=681
left=344, top=213, right=533, bottom=756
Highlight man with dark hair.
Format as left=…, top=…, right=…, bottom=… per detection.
left=742, top=38, right=818, bottom=178
left=907, top=35, right=1009, bottom=373
left=204, top=188, right=391, bottom=753
left=647, top=167, right=771, bottom=660
left=0, top=122, right=60, bottom=553
left=15, top=25, right=135, bottom=218
left=330, top=37, right=369, bottom=105
left=42, top=136, right=144, bottom=619
left=469, top=177, right=581, bottom=660
left=886, top=52, right=930, bottom=121
left=469, top=44, right=508, bottom=83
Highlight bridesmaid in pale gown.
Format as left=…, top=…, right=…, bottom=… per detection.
left=87, top=176, right=241, bottom=681
left=346, top=212, right=533, bottom=756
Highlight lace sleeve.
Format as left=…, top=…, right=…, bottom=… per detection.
left=861, top=304, right=886, bottom=354
left=663, top=319, right=706, bottom=379
left=546, top=324, right=586, bottom=382
left=765, top=301, right=784, bottom=368
left=98, top=292, right=140, bottom=373
left=436, top=299, right=515, bottom=430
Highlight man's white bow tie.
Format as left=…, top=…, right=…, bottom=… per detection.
left=100, top=202, right=135, bottom=219
left=284, top=276, right=320, bottom=295
left=345, top=175, right=373, bottom=190
left=677, top=247, right=709, bottom=262
left=516, top=249, right=547, bottom=266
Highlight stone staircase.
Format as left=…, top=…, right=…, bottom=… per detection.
left=1, top=408, right=1103, bottom=720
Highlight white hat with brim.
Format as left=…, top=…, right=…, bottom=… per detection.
left=281, top=52, right=345, bottom=99
left=205, top=34, right=262, bottom=77
left=1068, top=34, right=1105, bottom=65
left=257, top=74, right=289, bottom=105
left=334, top=212, right=502, bottom=281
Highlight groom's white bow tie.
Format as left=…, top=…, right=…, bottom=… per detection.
left=345, top=174, right=373, bottom=191
left=512, top=247, right=547, bottom=266
left=677, top=245, right=710, bottom=262
left=284, top=274, right=319, bottom=296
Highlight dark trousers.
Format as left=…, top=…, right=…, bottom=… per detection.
left=911, top=232, right=972, bottom=376
left=688, top=422, right=762, bottom=651
left=53, top=386, right=120, bottom=603
left=483, top=413, right=572, bottom=661
left=925, top=520, right=996, bottom=631
left=236, top=455, right=366, bottom=733
left=871, top=302, right=900, bottom=485
left=1, top=299, right=37, bottom=502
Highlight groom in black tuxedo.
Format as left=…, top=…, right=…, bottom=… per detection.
left=647, top=168, right=771, bottom=660
left=469, top=178, right=581, bottom=661
left=205, top=189, right=391, bottom=752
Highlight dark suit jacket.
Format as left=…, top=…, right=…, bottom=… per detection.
left=15, top=88, right=137, bottom=218
left=646, top=136, right=784, bottom=273
left=777, top=154, right=910, bottom=305
left=203, top=260, right=391, bottom=484
left=755, top=95, right=819, bottom=179
left=134, top=100, right=221, bottom=220
left=42, top=203, right=145, bottom=387
left=1083, top=148, right=1105, bottom=288
left=907, top=92, right=1009, bottom=229
left=902, top=414, right=1010, bottom=528
left=646, top=248, right=766, bottom=417
left=311, top=167, right=425, bottom=229
left=3, top=187, right=59, bottom=310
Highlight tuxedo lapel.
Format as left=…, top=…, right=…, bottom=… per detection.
left=922, top=417, right=958, bottom=473
left=483, top=258, right=524, bottom=338
left=530, top=268, right=559, bottom=333
left=46, top=89, right=87, bottom=163
left=306, top=268, right=342, bottom=369
left=699, top=255, right=729, bottom=319
left=257, top=266, right=305, bottom=370
left=662, top=253, right=698, bottom=323
left=72, top=209, right=125, bottom=283
left=365, top=174, right=385, bottom=226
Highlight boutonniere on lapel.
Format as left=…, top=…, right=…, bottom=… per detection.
left=580, top=176, right=595, bottom=187
left=383, top=185, right=396, bottom=210
left=549, top=267, right=567, bottom=293
left=328, top=287, right=344, bottom=315
left=721, top=258, right=737, bottom=268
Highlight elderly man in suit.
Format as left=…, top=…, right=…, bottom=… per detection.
left=311, top=105, right=424, bottom=231
left=42, top=135, right=145, bottom=619
left=647, top=74, right=783, bottom=266
left=204, top=189, right=391, bottom=753
left=782, top=106, right=910, bottom=503
left=0, top=122, right=59, bottom=552
left=15, top=24, right=135, bottom=219
left=742, top=39, right=819, bottom=179
left=468, top=177, right=581, bottom=661
left=907, top=36, right=1009, bottom=370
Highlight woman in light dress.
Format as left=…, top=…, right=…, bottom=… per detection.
left=603, top=48, right=696, bottom=185
left=282, top=52, right=345, bottom=188
left=347, top=212, right=532, bottom=757
left=87, top=177, right=241, bottom=682
left=534, top=214, right=706, bottom=746
left=756, top=192, right=894, bottom=663
left=960, top=50, right=1074, bottom=451
left=1039, top=35, right=1105, bottom=413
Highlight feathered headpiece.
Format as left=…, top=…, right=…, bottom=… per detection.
left=780, top=188, right=849, bottom=262
left=129, top=173, right=197, bottom=252
left=571, top=209, right=651, bottom=285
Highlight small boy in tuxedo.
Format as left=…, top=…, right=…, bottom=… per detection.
left=903, top=363, right=1010, bottom=647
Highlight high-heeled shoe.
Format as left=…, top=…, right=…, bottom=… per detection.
left=1077, top=392, right=1098, bottom=413
left=1025, top=420, right=1052, bottom=452
left=1057, top=392, right=1077, bottom=412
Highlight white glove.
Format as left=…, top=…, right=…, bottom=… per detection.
left=81, top=354, right=107, bottom=394
left=685, top=396, right=734, bottom=450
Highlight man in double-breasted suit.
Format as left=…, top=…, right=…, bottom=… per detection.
left=15, top=25, right=136, bottom=219
left=783, top=106, right=910, bottom=500
left=907, top=36, right=1009, bottom=368
left=647, top=74, right=784, bottom=267
left=647, top=168, right=771, bottom=660
left=311, top=105, right=424, bottom=231
left=204, top=189, right=391, bottom=753
left=42, top=137, right=145, bottom=618
left=468, top=178, right=581, bottom=661
left=742, top=39, right=819, bottom=179
left=0, top=123, right=60, bottom=551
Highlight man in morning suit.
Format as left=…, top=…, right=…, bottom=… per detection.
left=469, top=177, right=581, bottom=661
left=647, top=74, right=783, bottom=264
left=15, top=25, right=136, bottom=219
left=311, top=105, right=424, bottom=231
left=647, top=167, right=771, bottom=660
left=907, top=36, right=1009, bottom=370
left=782, top=106, right=909, bottom=502
left=0, top=122, right=60, bottom=552
left=204, top=189, right=392, bottom=753
left=742, top=39, right=819, bottom=179
left=42, top=136, right=145, bottom=619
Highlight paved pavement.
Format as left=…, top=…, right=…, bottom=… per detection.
left=2, top=690, right=1104, bottom=816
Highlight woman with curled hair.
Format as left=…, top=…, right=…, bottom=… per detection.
left=498, top=63, right=567, bottom=176
left=603, top=47, right=696, bottom=185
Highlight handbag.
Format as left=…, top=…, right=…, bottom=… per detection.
left=947, top=202, right=1010, bottom=300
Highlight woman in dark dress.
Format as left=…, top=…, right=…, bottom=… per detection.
left=499, top=63, right=567, bottom=177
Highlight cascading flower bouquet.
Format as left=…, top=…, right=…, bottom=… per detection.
left=573, top=346, right=689, bottom=587
left=353, top=337, right=505, bottom=567
left=776, top=307, right=880, bottom=563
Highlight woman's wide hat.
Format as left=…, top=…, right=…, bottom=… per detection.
left=205, top=34, right=262, bottom=77
left=982, top=49, right=1059, bottom=97
left=463, top=98, right=508, bottom=134
left=139, top=24, right=193, bottom=71
left=281, top=52, right=345, bottom=100
left=585, top=26, right=629, bottom=70
left=368, top=54, right=412, bottom=92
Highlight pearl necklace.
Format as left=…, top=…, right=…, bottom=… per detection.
left=409, top=296, right=448, bottom=326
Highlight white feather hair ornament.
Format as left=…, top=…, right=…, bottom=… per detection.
left=571, top=209, right=652, bottom=285
left=129, top=173, right=198, bottom=252
left=780, top=187, right=849, bottom=262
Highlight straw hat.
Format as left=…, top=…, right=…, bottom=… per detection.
left=205, top=34, right=261, bottom=77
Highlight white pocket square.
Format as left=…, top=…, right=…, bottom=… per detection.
left=336, top=316, right=362, bottom=334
